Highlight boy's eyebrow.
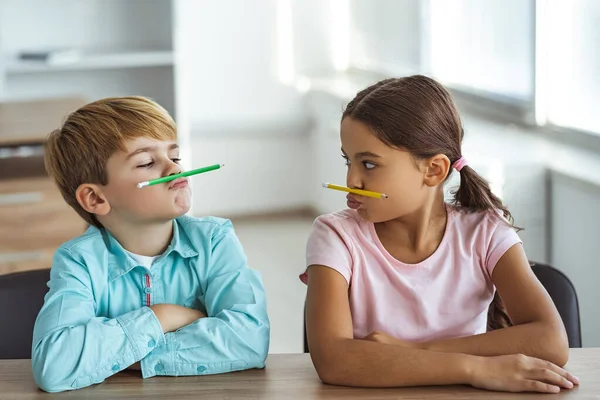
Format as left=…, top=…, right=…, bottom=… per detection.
left=126, top=143, right=179, bottom=159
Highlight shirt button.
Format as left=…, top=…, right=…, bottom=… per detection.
left=148, top=339, right=156, bottom=348
left=111, top=364, right=120, bottom=372
left=155, top=363, right=164, bottom=373
left=197, top=365, right=207, bottom=373
left=144, top=287, right=152, bottom=294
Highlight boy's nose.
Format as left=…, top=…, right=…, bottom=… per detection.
left=166, top=161, right=182, bottom=177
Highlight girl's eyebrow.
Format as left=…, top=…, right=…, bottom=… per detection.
left=341, top=148, right=382, bottom=158
left=355, top=151, right=381, bottom=158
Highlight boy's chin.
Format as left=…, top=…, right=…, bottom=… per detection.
left=142, top=206, right=191, bottom=223
left=168, top=205, right=191, bottom=219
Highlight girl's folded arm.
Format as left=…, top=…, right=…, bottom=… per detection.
left=306, top=265, right=477, bottom=387
left=420, top=244, right=569, bottom=366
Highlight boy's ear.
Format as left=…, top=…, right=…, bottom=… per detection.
left=76, top=184, right=111, bottom=217
left=422, top=153, right=451, bottom=187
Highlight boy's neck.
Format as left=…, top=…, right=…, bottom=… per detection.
left=102, top=219, right=174, bottom=257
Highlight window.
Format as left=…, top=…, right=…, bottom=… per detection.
left=336, top=0, right=600, bottom=137
left=541, top=0, right=600, bottom=134
left=425, top=0, right=534, bottom=103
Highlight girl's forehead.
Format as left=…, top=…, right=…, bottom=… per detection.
left=341, top=120, right=388, bottom=151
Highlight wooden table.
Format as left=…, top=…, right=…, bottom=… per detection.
left=1, top=350, right=599, bottom=399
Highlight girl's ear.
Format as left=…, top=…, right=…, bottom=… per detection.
left=422, top=154, right=451, bottom=187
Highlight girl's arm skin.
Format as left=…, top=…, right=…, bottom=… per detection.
left=366, top=244, right=570, bottom=367
left=306, top=264, right=578, bottom=393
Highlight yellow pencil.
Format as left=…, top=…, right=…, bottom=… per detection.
left=322, top=183, right=388, bottom=199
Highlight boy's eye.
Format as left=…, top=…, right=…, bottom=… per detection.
left=364, top=162, right=376, bottom=170
left=171, top=158, right=181, bottom=164
left=137, top=161, right=154, bottom=168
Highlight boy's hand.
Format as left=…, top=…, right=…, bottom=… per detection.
left=150, top=304, right=206, bottom=333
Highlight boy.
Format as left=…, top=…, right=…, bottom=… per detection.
left=32, top=97, right=270, bottom=392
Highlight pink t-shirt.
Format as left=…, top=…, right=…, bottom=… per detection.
left=301, top=205, right=522, bottom=342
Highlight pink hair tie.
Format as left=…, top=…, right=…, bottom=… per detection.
left=453, top=156, right=468, bottom=172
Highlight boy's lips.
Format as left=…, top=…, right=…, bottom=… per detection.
left=169, top=178, right=189, bottom=189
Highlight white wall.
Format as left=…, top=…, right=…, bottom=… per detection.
left=173, top=0, right=312, bottom=216
left=188, top=134, right=310, bottom=217
left=174, top=0, right=305, bottom=130
left=349, top=0, right=422, bottom=71
left=291, top=0, right=337, bottom=76
left=551, top=172, right=600, bottom=347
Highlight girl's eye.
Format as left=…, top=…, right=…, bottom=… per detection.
left=364, top=162, right=376, bottom=170
left=341, top=154, right=350, bottom=166
left=171, top=158, right=181, bottom=164
left=137, top=162, right=154, bottom=168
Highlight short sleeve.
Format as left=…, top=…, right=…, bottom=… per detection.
left=485, top=217, right=523, bottom=276
left=300, top=215, right=353, bottom=285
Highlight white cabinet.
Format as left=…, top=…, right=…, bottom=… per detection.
left=0, top=0, right=176, bottom=116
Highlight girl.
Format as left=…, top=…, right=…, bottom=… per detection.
left=302, top=76, right=577, bottom=394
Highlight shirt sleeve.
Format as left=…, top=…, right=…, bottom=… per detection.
left=140, top=220, right=270, bottom=378
left=485, top=215, right=523, bottom=277
left=301, top=215, right=354, bottom=285
left=31, top=247, right=165, bottom=393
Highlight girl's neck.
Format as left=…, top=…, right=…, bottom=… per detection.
left=375, top=193, right=448, bottom=263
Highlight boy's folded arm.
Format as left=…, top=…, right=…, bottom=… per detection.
left=32, top=248, right=165, bottom=393
left=140, top=223, right=270, bottom=378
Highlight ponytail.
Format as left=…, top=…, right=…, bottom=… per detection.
left=451, top=161, right=518, bottom=331
left=452, top=165, right=513, bottom=224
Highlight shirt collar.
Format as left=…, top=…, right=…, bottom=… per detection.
left=105, top=218, right=198, bottom=280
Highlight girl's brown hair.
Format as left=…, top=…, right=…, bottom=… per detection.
left=343, top=75, right=514, bottom=330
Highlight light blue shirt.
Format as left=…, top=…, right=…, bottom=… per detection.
left=32, top=215, right=270, bottom=392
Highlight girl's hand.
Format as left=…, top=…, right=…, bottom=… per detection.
left=362, top=330, right=424, bottom=349
left=469, top=354, right=579, bottom=393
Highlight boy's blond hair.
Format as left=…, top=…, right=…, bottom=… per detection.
left=45, top=96, right=176, bottom=227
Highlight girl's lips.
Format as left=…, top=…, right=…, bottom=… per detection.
left=346, top=194, right=362, bottom=209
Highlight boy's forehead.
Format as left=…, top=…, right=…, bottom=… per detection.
left=122, top=137, right=178, bottom=151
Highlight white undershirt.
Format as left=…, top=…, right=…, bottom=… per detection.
left=127, top=251, right=159, bottom=269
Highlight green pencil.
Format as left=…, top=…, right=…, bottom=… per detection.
left=137, top=164, right=224, bottom=188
